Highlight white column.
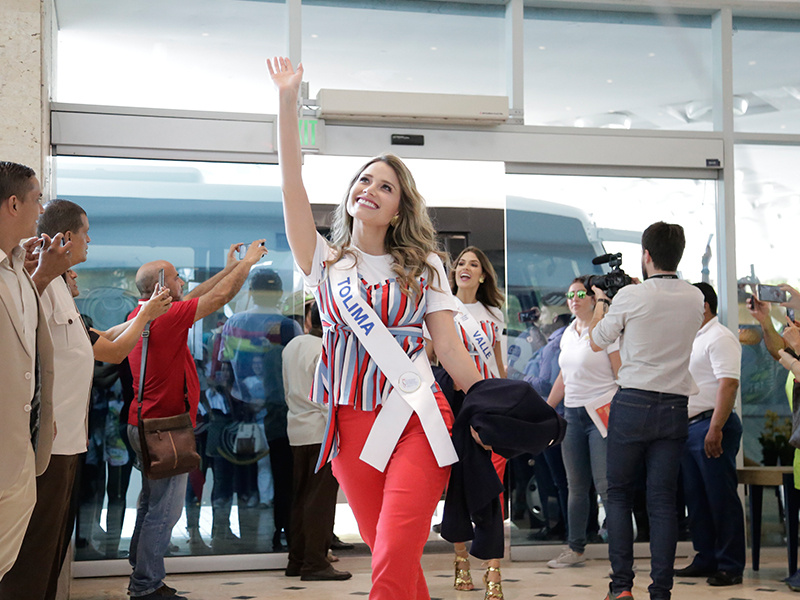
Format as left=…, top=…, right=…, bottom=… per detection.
left=505, top=0, right=524, bottom=123
left=712, top=8, right=737, bottom=333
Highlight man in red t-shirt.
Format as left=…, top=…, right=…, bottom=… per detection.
left=125, top=241, right=267, bottom=600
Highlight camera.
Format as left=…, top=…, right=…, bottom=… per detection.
left=518, top=307, right=541, bottom=324
left=586, top=252, right=633, bottom=299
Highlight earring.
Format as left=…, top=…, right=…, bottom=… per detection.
left=479, top=276, right=485, bottom=283
left=390, top=214, right=399, bottom=227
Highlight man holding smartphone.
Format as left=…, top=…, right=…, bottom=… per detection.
left=1, top=198, right=94, bottom=600
left=125, top=240, right=267, bottom=600
left=0, top=162, right=57, bottom=583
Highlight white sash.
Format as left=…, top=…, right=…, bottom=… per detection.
left=329, top=259, right=458, bottom=472
left=453, top=297, right=500, bottom=379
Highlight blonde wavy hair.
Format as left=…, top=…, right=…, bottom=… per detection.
left=328, top=154, right=447, bottom=298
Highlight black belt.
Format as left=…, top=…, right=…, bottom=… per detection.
left=688, top=409, right=714, bottom=426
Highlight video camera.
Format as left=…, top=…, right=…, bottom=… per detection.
left=586, top=252, right=633, bottom=299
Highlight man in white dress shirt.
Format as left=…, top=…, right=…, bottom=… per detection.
left=589, top=222, right=704, bottom=600
left=675, top=282, right=744, bottom=587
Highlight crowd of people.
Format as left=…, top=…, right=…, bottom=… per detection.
left=1, top=56, right=800, bottom=600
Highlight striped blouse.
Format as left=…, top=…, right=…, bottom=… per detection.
left=299, top=233, right=455, bottom=464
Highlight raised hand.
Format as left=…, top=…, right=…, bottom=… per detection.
left=226, top=243, right=241, bottom=269
left=745, top=294, right=770, bottom=324
left=267, top=57, right=304, bottom=95
left=780, top=284, right=800, bottom=312
left=782, top=317, right=800, bottom=354
left=242, top=239, right=269, bottom=265
left=141, top=287, right=173, bottom=321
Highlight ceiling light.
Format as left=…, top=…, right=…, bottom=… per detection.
left=733, top=96, right=748, bottom=116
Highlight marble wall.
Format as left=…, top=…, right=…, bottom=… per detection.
left=0, top=0, right=51, bottom=192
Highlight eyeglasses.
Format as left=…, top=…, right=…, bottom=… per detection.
left=565, top=290, right=587, bottom=299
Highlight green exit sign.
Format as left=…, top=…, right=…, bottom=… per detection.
left=298, top=118, right=321, bottom=150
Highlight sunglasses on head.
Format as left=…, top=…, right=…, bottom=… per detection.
left=565, top=290, right=587, bottom=299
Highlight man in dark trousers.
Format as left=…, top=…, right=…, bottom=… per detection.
left=589, top=222, right=704, bottom=600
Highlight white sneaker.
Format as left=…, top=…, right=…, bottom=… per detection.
left=547, top=549, right=586, bottom=568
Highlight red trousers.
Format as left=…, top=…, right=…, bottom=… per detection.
left=332, top=393, right=453, bottom=600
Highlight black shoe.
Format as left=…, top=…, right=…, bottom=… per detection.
left=330, top=535, right=355, bottom=550
left=300, top=565, right=353, bottom=581
left=134, top=587, right=186, bottom=600
left=674, top=563, right=716, bottom=577
left=707, top=571, right=743, bottom=586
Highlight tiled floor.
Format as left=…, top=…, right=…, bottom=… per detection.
left=71, top=546, right=796, bottom=599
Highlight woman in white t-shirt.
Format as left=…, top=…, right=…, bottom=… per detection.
left=268, top=58, right=484, bottom=599
left=546, top=276, right=620, bottom=569
left=447, top=246, right=506, bottom=598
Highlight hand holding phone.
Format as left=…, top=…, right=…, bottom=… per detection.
left=756, top=283, right=788, bottom=303
left=238, top=241, right=266, bottom=260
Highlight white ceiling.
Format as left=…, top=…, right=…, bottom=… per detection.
left=52, top=0, right=800, bottom=235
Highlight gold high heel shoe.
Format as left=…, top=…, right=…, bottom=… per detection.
left=484, top=565, right=504, bottom=600
left=454, top=551, right=474, bottom=590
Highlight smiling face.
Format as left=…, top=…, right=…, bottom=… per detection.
left=567, top=281, right=595, bottom=320
left=346, top=161, right=402, bottom=228
left=455, top=251, right=483, bottom=294
left=19, top=176, right=43, bottom=239
left=66, top=213, right=91, bottom=264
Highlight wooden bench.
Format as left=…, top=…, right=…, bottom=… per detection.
left=737, top=466, right=799, bottom=574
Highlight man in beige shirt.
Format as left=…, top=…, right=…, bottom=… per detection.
left=0, top=161, right=67, bottom=581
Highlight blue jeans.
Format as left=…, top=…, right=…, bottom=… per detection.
left=606, top=389, right=688, bottom=600
left=563, top=406, right=608, bottom=553
left=680, top=412, right=745, bottom=574
left=127, top=425, right=188, bottom=597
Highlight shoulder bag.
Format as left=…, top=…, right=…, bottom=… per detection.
left=136, top=321, right=201, bottom=479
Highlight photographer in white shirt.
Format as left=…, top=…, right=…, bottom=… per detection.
left=589, top=221, right=704, bottom=600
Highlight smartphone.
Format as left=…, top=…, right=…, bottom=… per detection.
left=756, top=284, right=788, bottom=303
left=158, top=268, right=165, bottom=290
left=238, top=241, right=265, bottom=260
